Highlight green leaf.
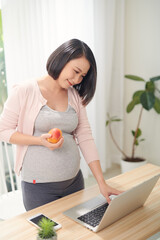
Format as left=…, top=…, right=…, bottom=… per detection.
left=135, top=140, right=139, bottom=146
left=150, top=76, right=160, bottom=82
left=106, top=114, right=122, bottom=126
left=140, top=91, right=155, bottom=110
left=133, top=95, right=141, bottom=105
left=131, top=128, right=142, bottom=138
left=126, top=100, right=135, bottom=113
left=133, top=90, right=144, bottom=99
left=111, top=119, right=122, bottom=122
left=106, top=120, right=109, bottom=126
left=110, top=116, right=120, bottom=120
left=126, top=96, right=140, bottom=113
left=125, top=75, right=145, bottom=82
left=139, top=138, right=145, bottom=142
left=153, top=97, right=160, bottom=114
left=145, top=81, right=155, bottom=92
left=131, top=130, right=135, bottom=137
left=137, top=128, right=142, bottom=137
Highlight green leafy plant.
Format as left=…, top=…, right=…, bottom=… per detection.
left=106, top=74, right=160, bottom=162
left=38, top=217, right=57, bottom=239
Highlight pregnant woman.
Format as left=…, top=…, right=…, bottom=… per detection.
left=0, top=39, right=121, bottom=210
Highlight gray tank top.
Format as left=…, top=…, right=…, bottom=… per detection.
left=21, top=104, right=81, bottom=183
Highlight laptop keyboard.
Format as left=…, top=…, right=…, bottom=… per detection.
left=77, top=203, right=109, bottom=227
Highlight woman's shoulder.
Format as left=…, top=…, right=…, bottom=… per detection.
left=10, top=79, right=37, bottom=96
left=12, top=79, right=36, bottom=90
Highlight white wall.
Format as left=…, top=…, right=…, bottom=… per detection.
left=124, top=0, right=160, bottom=165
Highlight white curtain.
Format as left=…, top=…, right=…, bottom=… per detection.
left=1, top=0, right=125, bottom=178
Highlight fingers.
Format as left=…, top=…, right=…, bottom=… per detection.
left=110, top=189, right=124, bottom=196
left=40, top=134, right=64, bottom=150
left=50, top=137, right=64, bottom=149
left=41, top=133, right=52, bottom=139
left=48, top=137, right=64, bottom=150
left=99, top=183, right=123, bottom=204
left=106, top=196, right=111, bottom=204
left=57, top=137, right=64, bottom=147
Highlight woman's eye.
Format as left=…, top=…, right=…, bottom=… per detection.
left=74, top=70, right=85, bottom=79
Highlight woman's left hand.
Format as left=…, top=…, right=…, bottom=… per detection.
left=99, top=181, right=123, bottom=204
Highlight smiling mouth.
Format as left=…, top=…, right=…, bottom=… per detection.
left=67, top=80, right=73, bottom=86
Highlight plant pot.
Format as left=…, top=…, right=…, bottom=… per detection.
left=120, top=158, right=147, bottom=173
left=37, top=235, right=57, bottom=240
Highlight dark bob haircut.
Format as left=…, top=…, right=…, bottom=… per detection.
left=46, top=39, right=97, bottom=106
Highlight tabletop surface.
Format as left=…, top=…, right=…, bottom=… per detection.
left=0, top=163, right=160, bottom=240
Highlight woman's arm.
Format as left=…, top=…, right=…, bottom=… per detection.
left=10, top=131, right=64, bottom=150
left=72, top=91, right=122, bottom=201
left=0, top=84, right=63, bottom=150
left=10, top=131, right=42, bottom=145
left=88, top=160, right=122, bottom=203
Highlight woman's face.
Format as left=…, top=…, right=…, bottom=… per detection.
left=57, top=56, right=90, bottom=89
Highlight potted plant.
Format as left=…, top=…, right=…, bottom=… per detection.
left=37, top=217, right=57, bottom=240
left=106, top=74, right=160, bottom=172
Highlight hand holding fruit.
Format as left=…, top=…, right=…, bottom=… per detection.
left=40, top=128, right=64, bottom=150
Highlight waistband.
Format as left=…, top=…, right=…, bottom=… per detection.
left=21, top=169, right=83, bottom=190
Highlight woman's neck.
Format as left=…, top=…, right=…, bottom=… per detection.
left=38, top=75, right=65, bottom=94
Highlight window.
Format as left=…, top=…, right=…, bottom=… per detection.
left=0, top=9, right=7, bottom=114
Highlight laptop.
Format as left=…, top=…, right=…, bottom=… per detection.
left=63, top=174, right=160, bottom=232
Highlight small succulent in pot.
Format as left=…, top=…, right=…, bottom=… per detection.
left=37, top=217, right=57, bottom=240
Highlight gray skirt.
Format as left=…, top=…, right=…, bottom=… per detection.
left=21, top=170, right=84, bottom=211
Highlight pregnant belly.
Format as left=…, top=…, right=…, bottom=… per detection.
left=21, top=134, right=81, bottom=182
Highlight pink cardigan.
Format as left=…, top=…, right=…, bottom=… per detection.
left=0, top=80, right=99, bottom=175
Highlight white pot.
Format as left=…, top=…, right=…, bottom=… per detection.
left=37, top=236, right=57, bottom=240
left=120, top=159, right=147, bottom=173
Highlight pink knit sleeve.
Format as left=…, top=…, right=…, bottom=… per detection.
left=0, top=86, right=21, bottom=142
left=74, top=96, right=99, bottom=164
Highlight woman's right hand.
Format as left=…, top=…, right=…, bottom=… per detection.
left=40, top=133, right=64, bottom=150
